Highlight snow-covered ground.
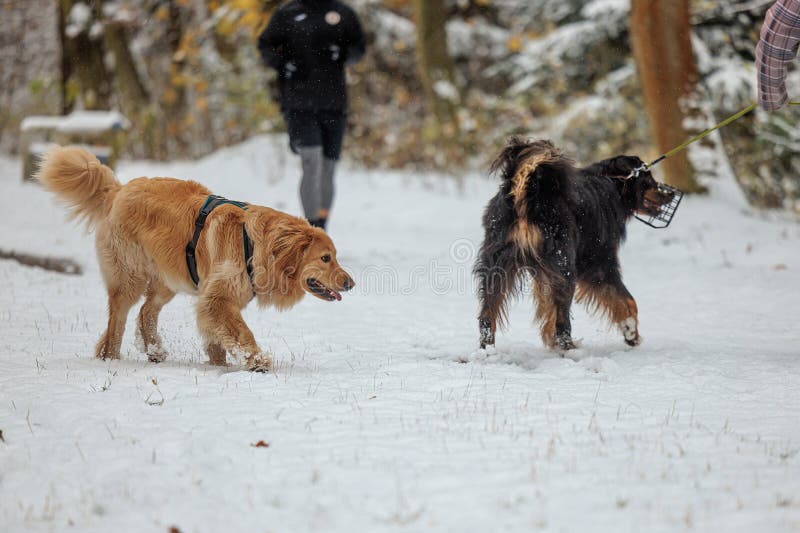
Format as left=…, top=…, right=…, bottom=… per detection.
left=1, top=136, right=799, bottom=532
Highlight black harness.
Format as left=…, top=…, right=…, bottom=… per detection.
left=186, top=195, right=254, bottom=287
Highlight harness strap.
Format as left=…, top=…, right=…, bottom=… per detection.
left=185, top=194, right=254, bottom=288
left=242, top=225, right=254, bottom=283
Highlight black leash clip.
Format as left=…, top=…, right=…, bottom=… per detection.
left=628, top=163, right=648, bottom=180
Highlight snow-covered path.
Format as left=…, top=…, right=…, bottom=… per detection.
left=1, top=137, right=799, bottom=532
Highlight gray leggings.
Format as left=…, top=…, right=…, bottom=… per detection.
left=298, top=146, right=336, bottom=219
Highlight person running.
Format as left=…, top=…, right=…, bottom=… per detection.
left=258, top=0, right=366, bottom=230
left=757, top=0, right=800, bottom=110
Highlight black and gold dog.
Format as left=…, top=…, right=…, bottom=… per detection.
left=474, top=137, right=675, bottom=351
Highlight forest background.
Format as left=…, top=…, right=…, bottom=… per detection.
left=1, top=0, right=798, bottom=212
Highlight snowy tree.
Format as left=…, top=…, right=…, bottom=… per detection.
left=59, top=0, right=113, bottom=111
left=1, top=0, right=798, bottom=211
left=412, top=0, right=460, bottom=140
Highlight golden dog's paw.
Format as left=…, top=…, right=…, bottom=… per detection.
left=246, top=354, right=273, bottom=373
left=206, top=343, right=228, bottom=366
left=135, top=330, right=168, bottom=363
left=94, top=340, right=120, bottom=360
left=147, top=347, right=168, bottom=364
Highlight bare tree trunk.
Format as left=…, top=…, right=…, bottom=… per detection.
left=103, top=12, right=158, bottom=158
left=58, top=0, right=70, bottom=114
left=104, top=25, right=150, bottom=107
left=161, top=0, right=190, bottom=159
left=630, top=0, right=702, bottom=192
left=59, top=0, right=112, bottom=111
left=412, top=0, right=459, bottom=140
left=0, top=2, right=31, bottom=143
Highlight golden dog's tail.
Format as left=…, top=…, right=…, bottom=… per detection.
left=36, top=146, right=121, bottom=226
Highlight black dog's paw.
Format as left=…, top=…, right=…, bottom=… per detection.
left=621, top=318, right=641, bottom=347
left=555, top=333, right=577, bottom=354
left=479, top=318, right=495, bottom=349
left=624, top=335, right=642, bottom=347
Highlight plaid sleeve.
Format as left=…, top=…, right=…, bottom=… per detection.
left=757, top=0, right=800, bottom=110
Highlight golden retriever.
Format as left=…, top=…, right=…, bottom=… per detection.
left=37, top=146, right=354, bottom=372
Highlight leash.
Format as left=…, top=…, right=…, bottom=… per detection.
left=645, top=103, right=757, bottom=170
left=628, top=101, right=799, bottom=229
left=635, top=101, right=800, bottom=175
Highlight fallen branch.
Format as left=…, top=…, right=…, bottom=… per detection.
left=0, top=248, right=83, bottom=275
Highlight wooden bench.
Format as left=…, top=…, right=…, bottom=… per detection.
left=20, top=111, right=131, bottom=182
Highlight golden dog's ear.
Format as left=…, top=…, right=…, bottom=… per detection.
left=252, top=221, right=313, bottom=293
left=272, top=225, right=314, bottom=275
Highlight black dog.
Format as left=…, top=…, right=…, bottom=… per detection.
left=474, top=137, right=675, bottom=351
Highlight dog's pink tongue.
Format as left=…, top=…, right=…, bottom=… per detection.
left=324, top=286, right=342, bottom=301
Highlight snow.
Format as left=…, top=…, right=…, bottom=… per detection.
left=21, top=111, right=131, bottom=135
left=581, top=0, right=630, bottom=19
left=433, top=80, right=459, bottom=102
left=546, top=94, right=608, bottom=137
left=1, top=136, right=799, bottom=532
left=65, top=2, right=92, bottom=39
left=88, top=21, right=104, bottom=40
left=102, top=2, right=136, bottom=24
left=368, top=10, right=415, bottom=54
left=492, top=0, right=578, bottom=29
left=700, top=54, right=756, bottom=110
left=506, top=11, right=626, bottom=95
left=19, top=117, right=65, bottom=132
left=56, top=111, right=131, bottom=134
left=446, top=18, right=510, bottom=60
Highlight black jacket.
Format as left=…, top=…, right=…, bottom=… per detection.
left=258, top=0, right=366, bottom=111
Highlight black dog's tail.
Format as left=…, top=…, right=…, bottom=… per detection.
left=490, top=137, right=573, bottom=230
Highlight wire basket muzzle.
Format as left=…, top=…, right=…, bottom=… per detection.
left=634, top=183, right=684, bottom=229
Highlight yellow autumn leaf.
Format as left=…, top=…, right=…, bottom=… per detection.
left=385, top=0, right=407, bottom=9
left=171, top=72, right=187, bottom=88
left=217, top=19, right=235, bottom=37
left=507, top=35, right=523, bottom=53
left=154, top=5, right=169, bottom=21
left=163, top=88, right=177, bottom=105
left=394, top=87, right=411, bottom=106
left=242, top=11, right=262, bottom=30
